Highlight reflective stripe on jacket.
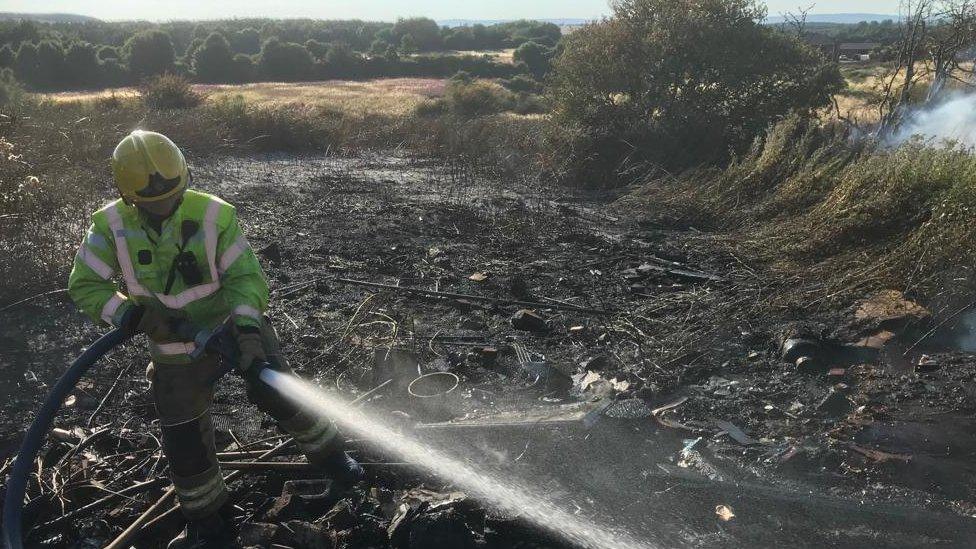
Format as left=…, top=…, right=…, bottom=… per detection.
left=68, top=190, right=269, bottom=363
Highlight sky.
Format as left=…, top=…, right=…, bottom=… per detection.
left=3, top=0, right=904, bottom=22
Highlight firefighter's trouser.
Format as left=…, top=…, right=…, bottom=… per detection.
left=148, top=319, right=339, bottom=520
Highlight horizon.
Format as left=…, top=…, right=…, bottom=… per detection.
left=1, top=1, right=904, bottom=23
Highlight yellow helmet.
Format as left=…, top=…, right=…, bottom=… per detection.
left=111, top=130, right=189, bottom=203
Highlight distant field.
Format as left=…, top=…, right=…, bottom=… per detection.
left=443, top=49, right=516, bottom=64
left=202, top=78, right=447, bottom=116
left=42, top=77, right=448, bottom=117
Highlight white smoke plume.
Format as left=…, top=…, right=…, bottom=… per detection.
left=888, top=93, right=976, bottom=148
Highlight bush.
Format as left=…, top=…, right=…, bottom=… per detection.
left=0, top=69, right=27, bottom=107
left=501, top=74, right=541, bottom=94
left=34, top=40, right=66, bottom=89
left=208, top=95, right=338, bottom=151
left=0, top=45, right=14, bottom=69
left=64, top=42, right=100, bottom=87
left=513, top=92, right=548, bottom=115
left=444, top=78, right=514, bottom=118
left=548, top=0, right=844, bottom=185
left=96, top=45, right=119, bottom=61
left=258, top=37, right=315, bottom=81
left=414, top=98, right=447, bottom=118
left=13, top=42, right=38, bottom=85
left=392, top=18, right=443, bottom=51
left=193, top=32, right=236, bottom=83
left=124, top=30, right=176, bottom=79
left=513, top=41, right=553, bottom=79
left=141, top=73, right=205, bottom=110
left=231, top=54, right=256, bottom=83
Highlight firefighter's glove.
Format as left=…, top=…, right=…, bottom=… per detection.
left=123, top=306, right=177, bottom=340
left=235, top=326, right=267, bottom=376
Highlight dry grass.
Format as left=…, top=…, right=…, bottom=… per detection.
left=619, top=114, right=976, bottom=310
left=43, top=87, right=141, bottom=103
left=828, top=61, right=976, bottom=125
left=202, top=78, right=447, bottom=116
left=42, top=78, right=448, bottom=117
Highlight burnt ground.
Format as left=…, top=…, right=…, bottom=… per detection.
left=3, top=152, right=976, bottom=548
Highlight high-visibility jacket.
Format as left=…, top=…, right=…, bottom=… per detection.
left=68, top=190, right=268, bottom=364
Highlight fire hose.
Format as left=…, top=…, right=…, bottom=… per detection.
left=2, top=322, right=247, bottom=549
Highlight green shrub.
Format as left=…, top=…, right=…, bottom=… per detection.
left=141, top=73, right=205, bottom=110
left=414, top=98, right=447, bottom=118
left=207, top=95, right=338, bottom=151
left=444, top=78, right=514, bottom=118
left=513, top=40, right=553, bottom=79
left=193, top=32, right=236, bottom=83
left=124, top=29, right=176, bottom=79
left=548, top=0, right=844, bottom=186
left=258, top=37, right=315, bottom=81
left=0, top=69, right=27, bottom=107
left=513, top=92, right=548, bottom=115
left=501, top=74, right=541, bottom=94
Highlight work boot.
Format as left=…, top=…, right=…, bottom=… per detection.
left=317, top=449, right=365, bottom=489
left=167, top=514, right=231, bottom=549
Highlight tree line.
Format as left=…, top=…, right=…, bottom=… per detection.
left=0, top=17, right=562, bottom=90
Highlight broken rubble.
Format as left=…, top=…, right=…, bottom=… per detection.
left=285, top=520, right=337, bottom=549
left=916, top=354, right=940, bottom=373
left=575, top=370, right=630, bottom=398
left=263, top=492, right=308, bottom=522
left=855, top=290, right=931, bottom=331
left=816, top=388, right=853, bottom=418
left=510, top=309, right=547, bottom=332
left=237, top=522, right=280, bottom=547
left=579, top=354, right=610, bottom=371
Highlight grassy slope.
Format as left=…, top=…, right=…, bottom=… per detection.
left=618, top=115, right=976, bottom=310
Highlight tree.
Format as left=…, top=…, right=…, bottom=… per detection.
left=0, top=45, right=14, bottom=69
left=504, top=20, right=562, bottom=47
left=64, top=41, right=100, bottom=87
left=304, top=39, right=330, bottom=60
left=184, top=38, right=204, bottom=64
left=324, top=42, right=360, bottom=77
left=35, top=40, right=66, bottom=88
left=0, top=20, right=39, bottom=46
left=374, top=27, right=394, bottom=43
left=513, top=40, right=552, bottom=79
left=193, top=32, right=235, bottom=82
left=232, top=28, right=262, bottom=55
left=13, top=42, right=38, bottom=86
left=97, top=45, right=120, bottom=61
left=258, top=37, right=314, bottom=81
left=399, top=34, right=418, bottom=54
left=370, top=39, right=390, bottom=56
left=392, top=18, right=443, bottom=51
left=548, top=0, right=843, bottom=182
left=230, top=53, right=255, bottom=82
left=124, top=30, right=176, bottom=79
left=443, top=28, right=473, bottom=50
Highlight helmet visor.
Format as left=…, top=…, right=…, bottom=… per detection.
left=136, top=171, right=184, bottom=200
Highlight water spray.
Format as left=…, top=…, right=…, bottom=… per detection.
left=261, top=369, right=656, bottom=549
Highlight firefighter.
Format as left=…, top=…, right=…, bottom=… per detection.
left=68, top=130, right=363, bottom=548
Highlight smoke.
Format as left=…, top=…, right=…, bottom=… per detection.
left=888, top=93, right=976, bottom=149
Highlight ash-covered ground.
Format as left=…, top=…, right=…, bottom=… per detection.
left=3, top=153, right=976, bottom=548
